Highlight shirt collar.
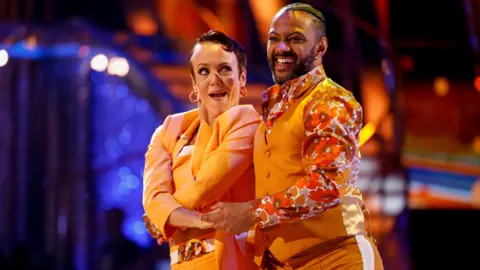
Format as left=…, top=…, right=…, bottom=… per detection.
left=261, top=65, right=327, bottom=104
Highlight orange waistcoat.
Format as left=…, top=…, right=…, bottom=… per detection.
left=253, top=78, right=367, bottom=263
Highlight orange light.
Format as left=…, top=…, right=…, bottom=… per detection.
left=433, top=76, right=449, bottom=97
left=25, top=35, right=37, bottom=50
left=474, top=135, right=480, bottom=154
left=474, top=77, right=480, bottom=92
left=359, top=123, right=376, bottom=147
left=128, top=11, right=158, bottom=36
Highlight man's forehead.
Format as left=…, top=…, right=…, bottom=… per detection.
left=270, top=10, right=315, bottom=32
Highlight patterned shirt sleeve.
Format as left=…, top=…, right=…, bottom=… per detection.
left=251, top=90, right=363, bottom=228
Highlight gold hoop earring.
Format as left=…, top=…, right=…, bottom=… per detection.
left=189, top=91, right=199, bottom=103
left=240, top=87, right=248, bottom=97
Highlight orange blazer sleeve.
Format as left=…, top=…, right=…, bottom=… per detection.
left=142, top=115, right=183, bottom=238
left=173, top=105, right=260, bottom=210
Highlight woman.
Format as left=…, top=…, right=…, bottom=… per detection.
left=142, top=30, right=259, bottom=269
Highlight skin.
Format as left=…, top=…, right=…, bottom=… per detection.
left=190, top=42, right=246, bottom=127
left=268, top=9, right=327, bottom=86
left=201, top=9, right=329, bottom=235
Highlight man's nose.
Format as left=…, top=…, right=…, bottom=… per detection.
left=275, top=41, right=290, bottom=53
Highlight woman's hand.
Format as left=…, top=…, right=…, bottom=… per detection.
left=143, top=214, right=167, bottom=245
left=156, top=236, right=167, bottom=245
left=168, top=207, right=215, bottom=230
left=193, top=212, right=215, bottom=229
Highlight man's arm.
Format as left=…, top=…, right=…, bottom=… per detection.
left=251, top=90, right=363, bottom=228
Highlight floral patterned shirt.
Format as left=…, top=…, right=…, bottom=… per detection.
left=252, top=65, right=363, bottom=228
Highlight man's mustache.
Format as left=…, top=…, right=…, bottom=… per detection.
left=271, top=53, right=298, bottom=61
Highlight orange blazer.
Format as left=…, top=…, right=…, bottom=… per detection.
left=142, top=105, right=260, bottom=269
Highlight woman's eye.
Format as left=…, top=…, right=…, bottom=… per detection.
left=198, top=68, right=209, bottom=75
left=221, top=66, right=232, bottom=73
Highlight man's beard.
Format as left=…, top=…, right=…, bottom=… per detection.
left=268, top=46, right=316, bottom=85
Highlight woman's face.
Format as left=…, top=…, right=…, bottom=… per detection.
left=190, top=42, right=246, bottom=119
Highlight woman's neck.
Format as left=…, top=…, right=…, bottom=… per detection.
left=199, top=106, right=216, bottom=128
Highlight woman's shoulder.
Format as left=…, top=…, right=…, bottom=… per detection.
left=215, top=105, right=260, bottom=135
left=219, top=104, right=260, bottom=123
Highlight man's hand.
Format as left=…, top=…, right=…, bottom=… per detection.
left=201, top=201, right=255, bottom=235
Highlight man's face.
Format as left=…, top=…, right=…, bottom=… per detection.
left=267, top=10, right=324, bottom=85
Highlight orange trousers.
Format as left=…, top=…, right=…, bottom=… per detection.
left=269, top=235, right=384, bottom=270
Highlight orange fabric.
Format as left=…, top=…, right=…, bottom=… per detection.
left=252, top=66, right=370, bottom=264
left=143, top=105, right=260, bottom=269
left=267, top=236, right=383, bottom=270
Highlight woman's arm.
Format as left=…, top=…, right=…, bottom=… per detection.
left=142, top=116, right=213, bottom=238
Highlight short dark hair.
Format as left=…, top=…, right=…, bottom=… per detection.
left=189, top=30, right=247, bottom=80
left=279, top=3, right=326, bottom=38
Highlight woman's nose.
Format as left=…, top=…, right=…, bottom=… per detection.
left=210, top=72, right=223, bottom=86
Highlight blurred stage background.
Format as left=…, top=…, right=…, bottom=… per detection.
left=0, top=0, right=479, bottom=269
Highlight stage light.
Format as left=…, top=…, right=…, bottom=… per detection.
left=359, top=122, right=376, bottom=147
left=0, top=50, right=8, bottom=67
left=474, top=135, right=480, bottom=154
left=433, top=76, right=449, bottom=97
left=90, top=54, right=108, bottom=72
left=474, top=76, right=480, bottom=92
left=107, top=57, right=129, bottom=77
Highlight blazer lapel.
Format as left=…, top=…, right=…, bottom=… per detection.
left=171, top=115, right=200, bottom=171
left=191, top=120, right=212, bottom=178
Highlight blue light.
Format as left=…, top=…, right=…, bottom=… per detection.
left=125, top=175, right=140, bottom=189
left=118, top=130, right=132, bottom=145
left=104, top=138, right=117, bottom=152
left=100, top=84, right=113, bottom=97
left=133, top=221, right=146, bottom=235
left=136, top=99, right=149, bottom=113
left=118, top=167, right=131, bottom=177
left=116, top=85, right=129, bottom=99
left=92, top=71, right=161, bottom=248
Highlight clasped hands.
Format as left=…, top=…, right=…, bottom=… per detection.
left=145, top=201, right=254, bottom=246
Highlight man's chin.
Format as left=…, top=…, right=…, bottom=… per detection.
left=273, top=73, right=294, bottom=86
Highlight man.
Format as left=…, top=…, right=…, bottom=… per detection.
left=203, top=3, right=384, bottom=269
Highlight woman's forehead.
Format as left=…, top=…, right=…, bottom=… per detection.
left=190, top=42, right=237, bottom=66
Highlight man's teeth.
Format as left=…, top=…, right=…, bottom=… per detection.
left=277, top=58, right=294, bottom=63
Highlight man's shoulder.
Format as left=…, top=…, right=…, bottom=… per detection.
left=309, top=78, right=360, bottom=106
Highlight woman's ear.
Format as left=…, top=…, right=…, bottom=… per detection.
left=190, top=74, right=198, bottom=91
left=240, top=68, right=247, bottom=87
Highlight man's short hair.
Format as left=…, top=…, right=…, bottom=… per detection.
left=278, top=3, right=326, bottom=38
left=188, top=30, right=247, bottom=80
